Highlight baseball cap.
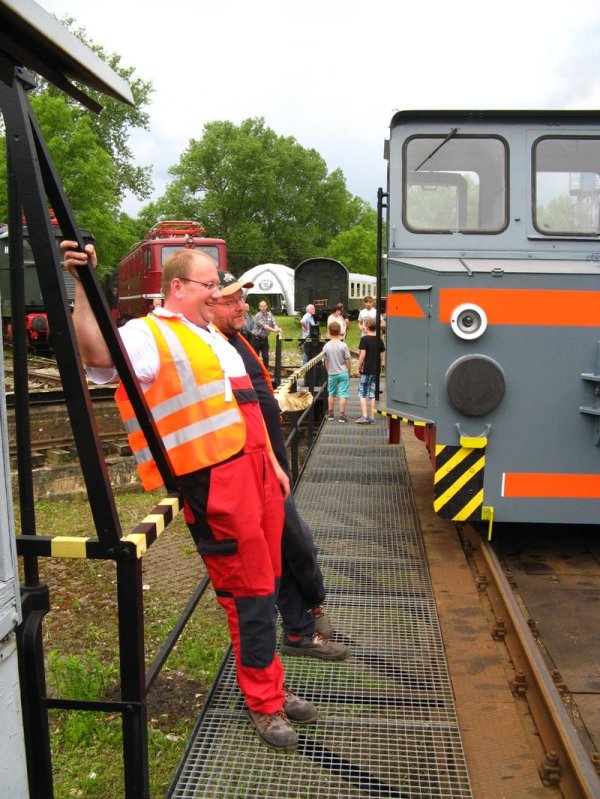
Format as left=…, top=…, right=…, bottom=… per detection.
left=218, top=270, right=254, bottom=295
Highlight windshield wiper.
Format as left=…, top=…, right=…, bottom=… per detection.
left=415, top=127, right=458, bottom=171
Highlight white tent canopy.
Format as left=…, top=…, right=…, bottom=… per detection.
left=238, top=263, right=297, bottom=315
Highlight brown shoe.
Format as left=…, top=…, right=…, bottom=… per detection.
left=247, top=708, right=298, bottom=753
left=283, top=685, right=318, bottom=724
left=309, top=604, right=334, bottom=638
left=281, top=632, right=350, bottom=661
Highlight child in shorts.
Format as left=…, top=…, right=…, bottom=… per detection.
left=322, top=320, right=351, bottom=423
left=354, top=317, right=385, bottom=424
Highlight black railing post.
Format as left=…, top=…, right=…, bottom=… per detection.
left=289, top=410, right=300, bottom=485
left=376, top=187, right=388, bottom=400
left=274, top=335, right=282, bottom=387
left=17, top=588, right=53, bottom=798
left=306, top=392, right=315, bottom=450
left=306, top=361, right=315, bottom=393
left=6, top=149, right=40, bottom=586
left=116, top=556, right=149, bottom=799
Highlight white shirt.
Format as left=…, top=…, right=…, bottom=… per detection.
left=326, top=313, right=347, bottom=339
left=86, top=307, right=246, bottom=385
left=358, top=307, right=377, bottom=330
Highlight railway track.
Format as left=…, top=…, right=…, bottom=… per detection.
left=460, top=523, right=600, bottom=799
left=6, top=385, right=125, bottom=459
left=6, top=377, right=309, bottom=462
left=8, top=430, right=129, bottom=459
left=5, top=384, right=117, bottom=408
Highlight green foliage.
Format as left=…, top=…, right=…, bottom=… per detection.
left=537, top=195, right=575, bottom=231
left=0, top=18, right=152, bottom=273
left=406, top=174, right=479, bottom=230
left=1, top=16, right=379, bottom=279
left=148, top=118, right=365, bottom=270
left=28, top=93, right=126, bottom=274
left=47, top=651, right=119, bottom=750
left=39, top=17, right=154, bottom=203
left=177, top=618, right=230, bottom=676
left=324, top=207, right=379, bottom=274
left=48, top=651, right=118, bottom=702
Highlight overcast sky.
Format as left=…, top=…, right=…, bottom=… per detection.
left=39, top=0, right=600, bottom=217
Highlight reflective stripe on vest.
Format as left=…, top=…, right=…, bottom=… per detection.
left=115, top=315, right=246, bottom=490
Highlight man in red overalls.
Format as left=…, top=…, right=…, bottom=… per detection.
left=61, top=241, right=317, bottom=753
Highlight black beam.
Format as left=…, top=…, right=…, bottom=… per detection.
left=7, top=149, right=39, bottom=586
left=376, top=187, right=388, bottom=401
left=117, top=558, right=150, bottom=798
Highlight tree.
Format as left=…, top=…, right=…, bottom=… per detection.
left=0, top=18, right=153, bottom=272
left=40, top=18, right=154, bottom=204
left=536, top=196, right=576, bottom=232
left=405, top=174, right=479, bottom=231
left=324, top=207, right=379, bottom=275
left=150, top=118, right=365, bottom=270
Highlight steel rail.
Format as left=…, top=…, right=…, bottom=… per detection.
left=8, top=430, right=128, bottom=457
left=5, top=384, right=117, bottom=407
left=462, top=525, right=600, bottom=799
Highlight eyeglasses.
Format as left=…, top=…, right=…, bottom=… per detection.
left=179, top=278, right=223, bottom=292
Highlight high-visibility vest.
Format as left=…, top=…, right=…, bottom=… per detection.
left=115, top=315, right=247, bottom=490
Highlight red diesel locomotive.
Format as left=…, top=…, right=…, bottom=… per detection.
left=117, top=221, right=227, bottom=320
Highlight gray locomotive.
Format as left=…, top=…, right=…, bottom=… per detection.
left=382, top=110, right=600, bottom=528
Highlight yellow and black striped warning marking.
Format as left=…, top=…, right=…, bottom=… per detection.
left=121, top=495, right=183, bottom=557
left=16, top=494, right=183, bottom=560
left=433, top=444, right=486, bottom=521
left=375, top=410, right=430, bottom=427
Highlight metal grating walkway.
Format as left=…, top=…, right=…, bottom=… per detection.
left=168, top=395, right=473, bottom=798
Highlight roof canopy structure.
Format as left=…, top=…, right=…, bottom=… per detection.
left=0, top=0, right=134, bottom=112
left=238, top=263, right=297, bottom=315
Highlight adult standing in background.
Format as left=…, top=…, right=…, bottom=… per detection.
left=357, top=295, right=376, bottom=334
left=300, top=303, right=316, bottom=364
left=241, top=301, right=254, bottom=342
left=300, top=304, right=316, bottom=340
left=326, top=303, right=347, bottom=340
left=251, top=300, right=282, bottom=368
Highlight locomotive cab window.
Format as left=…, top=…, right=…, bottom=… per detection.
left=403, top=135, right=507, bottom=233
left=161, top=244, right=222, bottom=265
left=533, top=137, right=600, bottom=237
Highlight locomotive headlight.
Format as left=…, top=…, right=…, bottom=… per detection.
left=450, top=303, right=488, bottom=340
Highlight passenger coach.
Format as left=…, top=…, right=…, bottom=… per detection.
left=295, top=256, right=376, bottom=319
left=382, top=110, right=600, bottom=527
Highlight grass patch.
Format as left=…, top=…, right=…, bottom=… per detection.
left=274, top=314, right=361, bottom=351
